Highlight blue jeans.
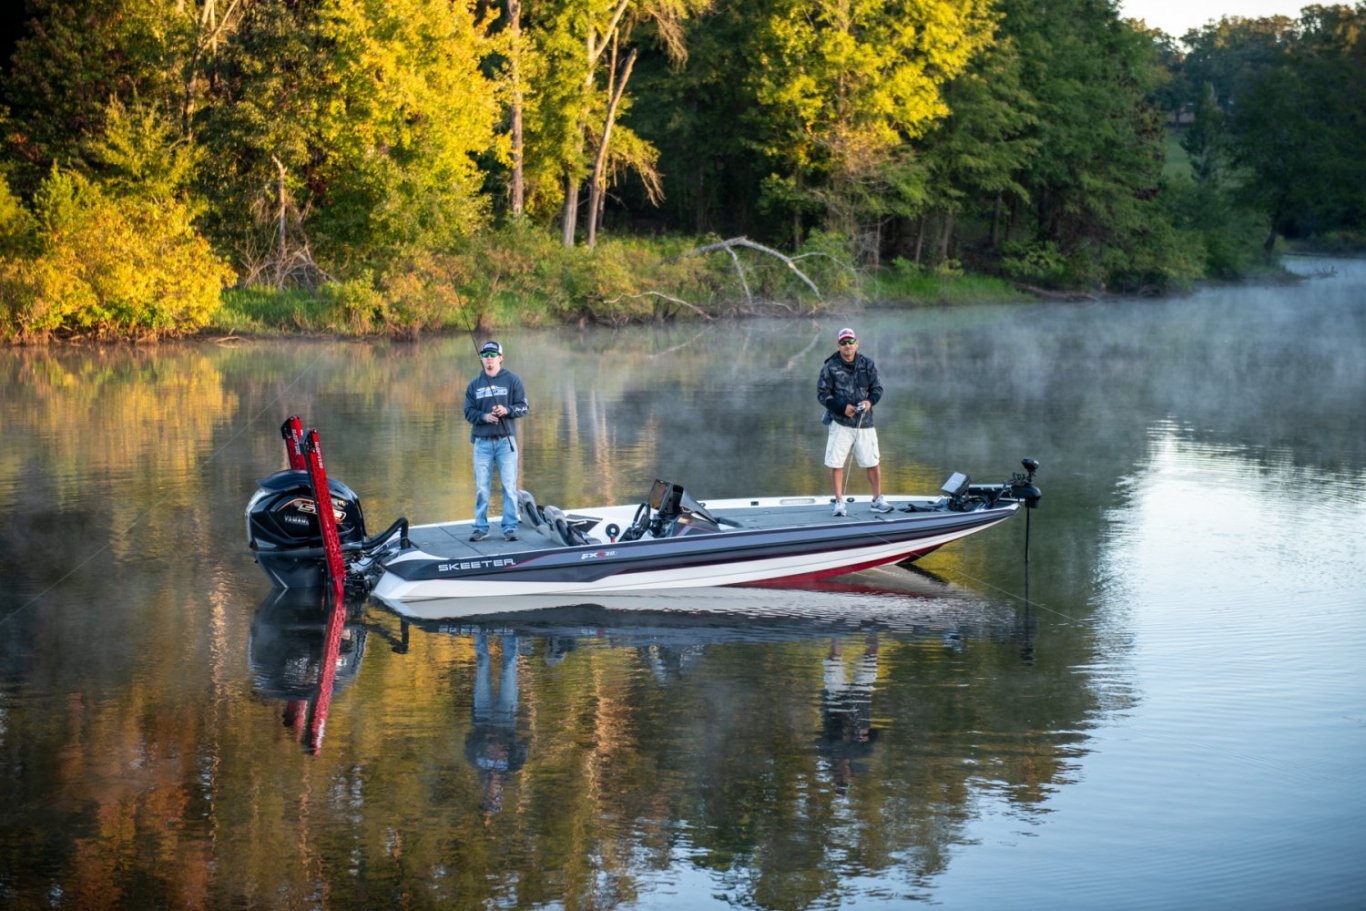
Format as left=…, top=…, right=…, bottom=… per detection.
left=473, top=632, right=520, bottom=727
left=473, top=436, right=519, bottom=534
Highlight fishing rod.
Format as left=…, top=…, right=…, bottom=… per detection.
left=839, top=401, right=868, bottom=497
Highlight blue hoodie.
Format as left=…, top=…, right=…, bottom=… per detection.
left=464, top=369, right=530, bottom=441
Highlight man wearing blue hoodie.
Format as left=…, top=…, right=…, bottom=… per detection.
left=464, top=340, right=530, bottom=541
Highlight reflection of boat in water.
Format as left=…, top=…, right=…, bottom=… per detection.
left=386, top=567, right=1025, bottom=648
left=248, top=588, right=370, bottom=752
left=246, top=418, right=1041, bottom=601
left=360, top=566, right=1039, bottom=831
left=249, top=588, right=368, bottom=699
left=385, top=570, right=1035, bottom=808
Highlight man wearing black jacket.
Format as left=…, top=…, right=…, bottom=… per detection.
left=817, top=327, right=893, bottom=517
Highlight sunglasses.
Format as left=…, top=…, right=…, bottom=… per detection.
left=838, top=338, right=857, bottom=346
left=480, top=351, right=501, bottom=358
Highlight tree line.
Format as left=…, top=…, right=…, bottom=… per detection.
left=0, top=0, right=1362, bottom=340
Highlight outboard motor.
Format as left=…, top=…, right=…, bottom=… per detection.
left=248, top=417, right=410, bottom=591
left=246, top=469, right=369, bottom=589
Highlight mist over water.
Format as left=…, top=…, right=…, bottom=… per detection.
left=0, top=257, right=1363, bottom=909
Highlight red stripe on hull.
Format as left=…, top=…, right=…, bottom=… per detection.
left=741, top=543, right=944, bottom=587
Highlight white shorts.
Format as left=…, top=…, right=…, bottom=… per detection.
left=824, top=424, right=881, bottom=469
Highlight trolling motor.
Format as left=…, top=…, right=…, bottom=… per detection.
left=937, top=457, right=1041, bottom=557
left=1012, top=457, right=1042, bottom=562
left=246, top=418, right=409, bottom=590
left=1010, top=458, right=1042, bottom=508
left=937, top=457, right=1043, bottom=513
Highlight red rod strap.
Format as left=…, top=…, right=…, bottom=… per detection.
left=306, top=581, right=348, bottom=753
left=282, top=415, right=306, bottom=471
left=302, top=429, right=347, bottom=587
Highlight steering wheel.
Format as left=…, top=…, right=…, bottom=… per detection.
left=619, top=502, right=650, bottom=541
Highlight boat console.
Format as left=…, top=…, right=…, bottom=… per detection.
left=616, top=479, right=725, bottom=541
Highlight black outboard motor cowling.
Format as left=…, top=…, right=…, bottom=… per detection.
left=247, top=469, right=368, bottom=588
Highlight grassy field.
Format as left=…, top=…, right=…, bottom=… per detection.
left=1163, top=126, right=1193, bottom=182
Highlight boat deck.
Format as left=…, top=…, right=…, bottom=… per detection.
left=405, top=495, right=937, bottom=561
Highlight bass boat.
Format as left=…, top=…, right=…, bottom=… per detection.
left=246, top=418, right=1041, bottom=603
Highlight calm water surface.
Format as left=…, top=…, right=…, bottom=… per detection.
left=2, top=257, right=1363, bottom=910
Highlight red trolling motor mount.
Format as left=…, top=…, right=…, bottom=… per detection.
left=246, top=417, right=409, bottom=591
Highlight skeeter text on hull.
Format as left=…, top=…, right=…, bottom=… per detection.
left=246, top=417, right=1041, bottom=602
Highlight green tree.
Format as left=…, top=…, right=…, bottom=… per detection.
left=623, top=1, right=773, bottom=237
left=994, top=0, right=1175, bottom=289
left=195, top=0, right=330, bottom=284
left=1184, top=6, right=1366, bottom=252
left=1181, top=82, right=1225, bottom=185
left=84, top=98, right=203, bottom=202
left=197, top=0, right=499, bottom=281
left=909, top=34, right=1040, bottom=269
left=524, top=0, right=711, bottom=248
left=0, top=171, right=36, bottom=256
left=748, top=0, right=995, bottom=252
left=315, top=0, right=499, bottom=259
left=1178, top=14, right=1297, bottom=111
left=3, top=0, right=195, bottom=192
left=0, top=166, right=233, bottom=341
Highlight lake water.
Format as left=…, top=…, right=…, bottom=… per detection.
left=1, top=257, right=1363, bottom=910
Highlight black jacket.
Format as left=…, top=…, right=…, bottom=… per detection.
left=817, top=352, right=883, bottom=428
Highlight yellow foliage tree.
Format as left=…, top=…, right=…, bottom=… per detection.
left=0, top=167, right=234, bottom=342
left=751, top=0, right=997, bottom=246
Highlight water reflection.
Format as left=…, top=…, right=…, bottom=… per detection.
left=248, top=588, right=370, bottom=752
left=819, top=632, right=881, bottom=795
left=1, top=259, right=1362, bottom=909
left=466, top=631, right=530, bottom=817
left=379, top=571, right=1060, bottom=907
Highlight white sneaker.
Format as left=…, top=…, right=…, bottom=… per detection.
left=832, top=502, right=848, bottom=517
left=870, top=496, right=893, bottom=514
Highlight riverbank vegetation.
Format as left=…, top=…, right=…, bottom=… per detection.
left=0, top=0, right=1362, bottom=342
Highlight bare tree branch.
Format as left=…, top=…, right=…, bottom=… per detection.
left=783, top=330, right=825, bottom=372
left=600, top=290, right=714, bottom=320
left=648, top=328, right=708, bottom=359
left=791, top=250, right=861, bottom=291
left=1013, top=283, right=1098, bottom=301
left=684, top=236, right=823, bottom=298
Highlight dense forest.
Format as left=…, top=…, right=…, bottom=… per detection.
left=0, top=0, right=1362, bottom=340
